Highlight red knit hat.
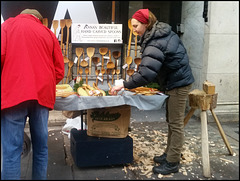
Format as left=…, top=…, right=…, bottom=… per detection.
left=132, top=9, right=149, bottom=24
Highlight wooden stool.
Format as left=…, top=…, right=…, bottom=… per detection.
left=183, top=88, right=233, bottom=178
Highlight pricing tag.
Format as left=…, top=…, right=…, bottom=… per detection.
left=97, top=62, right=102, bottom=66
left=74, top=57, right=78, bottom=64
left=98, top=76, right=103, bottom=82
left=85, top=57, right=90, bottom=61
left=76, top=76, right=81, bottom=83
left=122, top=64, right=128, bottom=69
left=103, top=56, right=110, bottom=59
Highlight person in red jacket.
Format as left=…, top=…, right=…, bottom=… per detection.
left=1, top=9, right=64, bottom=180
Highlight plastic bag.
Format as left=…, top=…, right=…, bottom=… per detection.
left=62, top=116, right=87, bottom=138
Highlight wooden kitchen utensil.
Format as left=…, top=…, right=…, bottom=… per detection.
left=112, top=51, right=120, bottom=70
left=116, top=69, right=120, bottom=80
left=80, top=49, right=88, bottom=67
left=133, top=31, right=138, bottom=57
left=87, top=47, right=95, bottom=75
left=134, top=57, right=141, bottom=71
left=111, top=69, right=115, bottom=85
left=126, top=56, right=132, bottom=69
left=76, top=47, right=83, bottom=73
left=99, top=47, right=108, bottom=69
left=42, top=18, right=48, bottom=27
left=85, top=68, right=89, bottom=85
left=127, top=19, right=133, bottom=57
left=95, top=69, right=100, bottom=86
left=127, top=69, right=134, bottom=77
left=78, top=68, right=83, bottom=81
left=106, top=50, right=115, bottom=69
left=106, top=69, right=111, bottom=84
left=65, top=19, right=72, bottom=60
left=65, top=60, right=74, bottom=84
left=92, top=57, right=100, bottom=71
left=101, top=68, right=105, bottom=85
left=52, top=20, right=59, bottom=36
left=60, top=19, right=66, bottom=53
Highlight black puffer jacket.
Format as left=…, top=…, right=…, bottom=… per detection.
left=124, top=21, right=194, bottom=91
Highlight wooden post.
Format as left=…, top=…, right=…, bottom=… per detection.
left=210, top=109, right=233, bottom=155
left=200, top=111, right=211, bottom=178
left=184, top=107, right=196, bottom=126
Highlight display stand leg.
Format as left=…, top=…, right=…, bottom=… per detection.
left=200, top=111, right=211, bottom=178
left=184, top=107, right=196, bottom=126
left=210, top=109, right=233, bottom=155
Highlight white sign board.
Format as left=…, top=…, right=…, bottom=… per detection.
left=71, top=23, right=122, bottom=44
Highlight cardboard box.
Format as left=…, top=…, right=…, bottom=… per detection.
left=87, top=105, right=130, bottom=138
left=70, top=129, right=133, bottom=167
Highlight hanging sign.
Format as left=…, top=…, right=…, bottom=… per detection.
left=71, top=23, right=122, bottom=44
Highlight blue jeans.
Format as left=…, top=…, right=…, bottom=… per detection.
left=1, top=100, right=49, bottom=180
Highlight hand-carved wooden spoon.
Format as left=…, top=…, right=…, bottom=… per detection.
left=52, top=20, right=58, bottom=35
left=126, top=56, right=133, bottom=69
left=85, top=68, right=89, bottom=85
left=112, top=51, right=120, bottom=70
left=99, top=47, right=108, bottom=69
left=101, top=68, right=105, bottom=85
left=127, top=69, right=134, bottom=77
left=65, top=60, right=74, bottom=84
left=134, top=57, right=141, bottom=71
left=92, top=57, right=100, bottom=71
left=95, top=69, right=100, bottom=86
left=78, top=68, right=83, bottom=81
left=106, top=49, right=115, bottom=69
left=116, top=69, right=120, bottom=80
left=111, top=69, right=115, bottom=85
left=76, top=47, right=83, bottom=73
left=80, top=49, right=88, bottom=67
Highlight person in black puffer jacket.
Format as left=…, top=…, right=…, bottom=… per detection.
left=110, top=9, right=194, bottom=175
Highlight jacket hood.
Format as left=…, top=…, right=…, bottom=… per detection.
left=140, top=21, right=172, bottom=53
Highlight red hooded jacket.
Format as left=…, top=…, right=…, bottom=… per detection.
left=1, top=14, right=65, bottom=110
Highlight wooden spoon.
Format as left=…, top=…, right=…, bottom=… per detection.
left=106, top=69, right=111, bottom=84
left=78, top=68, right=83, bottom=81
left=87, top=47, right=95, bottom=75
left=127, top=69, right=134, bottom=77
left=95, top=69, right=100, bottom=86
left=52, top=20, right=59, bottom=36
left=92, top=57, right=100, bottom=71
left=101, top=68, right=105, bottom=85
left=65, top=60, right=74, bottom=84
left=42, top=18, right=48, bottom=27
left=80, top=49, right=88, bottom=67
left=60, top=19, right=66, bottom=53
left=112, top=51, right=121, bottom=70
left=99, top=47, right=108, bottom=69
left=85, top=68, right=89, bottom=85
left=116, top=69, right=120, bottom=80
left=134, top=57, right=141, bottom=71
left=133, top=31, right=138, bottom=57
left=126, top=56, right=133, bottom=69
left=106, top=50, right=115, bottom=69
left=111, top=69, right=115, bottom=85
left=65, top=19, right=72, bottom=59
left=127, top=19, right=133, bottom=57
left=76, top=47, right=83, bottom=73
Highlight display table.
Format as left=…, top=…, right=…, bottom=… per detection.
left=54, top=92, right=168, bottom=130
left=54, top=93, right=168, bottom=111
left=54, top=92, right=168, bottom=167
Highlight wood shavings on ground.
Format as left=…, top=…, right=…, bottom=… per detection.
left=127, top=122, right=197, bottom=179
